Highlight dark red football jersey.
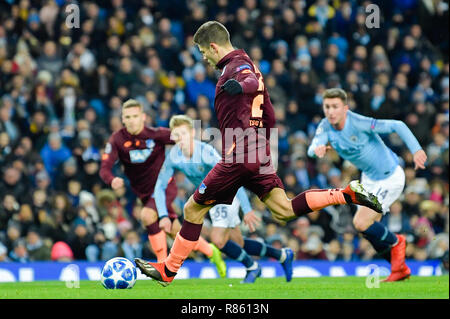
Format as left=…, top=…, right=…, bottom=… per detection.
left=100, top=126, right=174, bottom=199
left=215, top=49, right=276, bottom=158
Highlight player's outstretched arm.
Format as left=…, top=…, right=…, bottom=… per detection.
left=236, top=187, right=261, bottom=232
left=354, top=115, right=424, bottom=156
left=243, top=211, right=261, bottom=233
left=307, top=119, right=329, bottom=158
left=154, top=160, right=175, bottom=220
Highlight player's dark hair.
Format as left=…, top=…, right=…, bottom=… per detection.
left=322, top=88, right=348, bottom=104
left=193, top=21, right=231, bottom=47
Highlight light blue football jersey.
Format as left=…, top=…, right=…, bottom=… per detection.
left=154, top=139, right=253, bottom=217
left=307, top=111, right=422, bottom=181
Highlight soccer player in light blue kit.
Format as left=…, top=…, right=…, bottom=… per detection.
left=154, top=115, right=294, bottom=283
left=308, top=88, right=428, bottom=282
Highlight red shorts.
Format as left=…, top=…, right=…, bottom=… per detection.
left=140, top=177, right=178, bottom=219
left=193, top=153, right=284, bottom=206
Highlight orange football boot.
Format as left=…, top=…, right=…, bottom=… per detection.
left=135, top=258, right=175, bottom=287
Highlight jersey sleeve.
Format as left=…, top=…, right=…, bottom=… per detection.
left=232, top=62, right=259, bottom=94
left=154, top=155, right=175, bottom=218
left=99, top=135, right=119, bottom=185
left=353, top=114, right=423, bottom=155
left=307, top=119, right=330, bottom=158
left=235, top=187, right=253, bottom=214
left=155, top=127, right=175, bottom=145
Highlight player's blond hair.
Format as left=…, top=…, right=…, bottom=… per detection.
left=169, top=114, right=194, bottom=130
left=122, top=99, right=143, bottom=111
left=193, top=21, right=231, bottom=48
left=322, top=88, right=348, bottom=105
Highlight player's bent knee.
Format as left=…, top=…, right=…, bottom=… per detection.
left=211, top=235, right=226, bottom=249
left=141, top=208, right=158, bottom=225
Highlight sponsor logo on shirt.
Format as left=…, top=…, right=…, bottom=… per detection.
left=146, top=139, right=155, bottom=149
left=128, top=139, right=155, bottom=163
left=129, top=149, right=152, bottom=163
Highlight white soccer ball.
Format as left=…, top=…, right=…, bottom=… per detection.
left=100, top=257, right=137, bottom=289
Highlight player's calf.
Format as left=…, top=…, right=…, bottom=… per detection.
left=210, top=228, right=230, bottom=249
left=353, top=216, right=374, bottom=233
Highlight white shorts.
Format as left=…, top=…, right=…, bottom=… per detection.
left=208, top=197, right=241, bottom=228
left=360, top=165, right=405, bottom=214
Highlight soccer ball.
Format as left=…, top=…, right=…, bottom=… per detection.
left=100, top=257, right=137, bottom=289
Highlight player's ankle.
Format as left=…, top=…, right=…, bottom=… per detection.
left=164, top=264, right=177, bottom=277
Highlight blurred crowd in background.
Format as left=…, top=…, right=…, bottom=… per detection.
left=0, top=0, right=448, bottom=272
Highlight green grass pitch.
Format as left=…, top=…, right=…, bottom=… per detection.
left=0, top=275, right=448, bottom=299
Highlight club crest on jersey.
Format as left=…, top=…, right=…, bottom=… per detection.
left=350, top=135, right=358, bottom=142
left=146, top=139, right=155, bottom=150
left=199, top=182, right=207, bottom=194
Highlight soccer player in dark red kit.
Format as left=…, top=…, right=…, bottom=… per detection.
left=135, top=21, right=382, bottom=286
left=100, top=99, right=225, bottom=273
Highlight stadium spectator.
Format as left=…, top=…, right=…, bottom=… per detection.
left=67, top=221, right=93, bottom=260
left=50, top=241, right=74, bottom=262
left=0, top=167, right=29, bottom=204
left=36, top=41, right=63, bottom=85
left=85, top=229, right=118, bottom=262
left=120, top=230, right=144, bottom=261
left=0, top=194, right=19, bottom=233
left=39, top=132, right=72, bottom=185
left=185, top=64, right=216, bottom=109
left=9, top=239, right=30, bottom=263
left=0, top=241, right=10, bottom=262
left=324, top=239, right=342, bottom=261
left=25, top=227, right=51, bottom=261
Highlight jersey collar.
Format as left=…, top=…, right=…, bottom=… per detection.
left=216, top=49, right=247, bottom=70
